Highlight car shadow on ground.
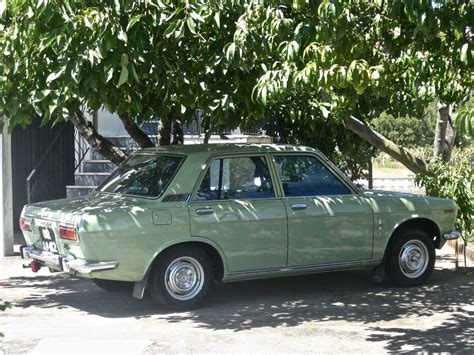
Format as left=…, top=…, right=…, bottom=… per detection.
left=2, top=262, right=473, bottom=353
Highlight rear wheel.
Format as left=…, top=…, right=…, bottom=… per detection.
left=386, top=229, right=435, bottom=286
left=149, top=246, right=214, bottom=310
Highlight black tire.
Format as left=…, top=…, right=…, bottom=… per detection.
left=149, top=246, right=214, bottom=310
left=92, top=279, right=133, bottom=292
left=385, top=229, right=435, bottom=287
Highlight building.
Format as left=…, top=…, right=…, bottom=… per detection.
left=0, top=112, right=271, bottom=256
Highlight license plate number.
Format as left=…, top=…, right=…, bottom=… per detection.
left=40, top=228, right=59, bottom=254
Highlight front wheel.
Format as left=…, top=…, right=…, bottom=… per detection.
left=149, top=246, right=214, bottom=310
left=386, top=229, right=435, bottom=287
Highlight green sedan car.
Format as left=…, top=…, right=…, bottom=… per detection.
left=19, top=144, right=460, bottom=309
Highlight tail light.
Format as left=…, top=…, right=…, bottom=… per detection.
left=59, top=225, right=78, bottom=241
left=19, top=216, right=33, bottom=232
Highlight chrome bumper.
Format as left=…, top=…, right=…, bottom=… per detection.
left=443, top=231, right=461, bottom=240
left=20, top=246, right=118, bottom=274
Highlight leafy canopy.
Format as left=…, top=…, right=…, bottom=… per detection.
left=229, top=0, right=473, bottom=124
left=0, top=0, right=250, bottom=130
left=0, top=0, right=472, bottom=178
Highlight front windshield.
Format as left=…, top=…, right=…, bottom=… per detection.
left=97, top=154, right=184, bottom=198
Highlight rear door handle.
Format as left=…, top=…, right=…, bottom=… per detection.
left=290, top=203, right=307, bottom=210
left=195, top=208, right=214, bottom=215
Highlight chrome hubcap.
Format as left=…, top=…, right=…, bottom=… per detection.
left=165, top=256, right=204, bottom=301
left=399, top=240, right=429, bottom=278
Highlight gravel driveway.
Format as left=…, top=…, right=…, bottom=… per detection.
left=1, top=247, right=473, bottom=354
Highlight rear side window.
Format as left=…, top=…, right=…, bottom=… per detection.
left=98, top=155, right=183, bottom=198
left=196, top=156, right=275, bottom=200
left=274, top=155, right=351, bottom=196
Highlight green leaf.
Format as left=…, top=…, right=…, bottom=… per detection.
left=260, top=86, right=267, bottom=106
left=164, top=20, right=180, bottom=38
left=186, top=16, right=196, bottom=34
left=226, top=43, right=236, bottom=61
left=0, top=0, right=6, bottom=19
left=131, top=63, right=139, bottom=82
left=118, top=29, right=128, bottom=43
left=460, top=43, right=469, bottom=64
left=321, top=105, right=329, bottom=118
left=61, top=107, right=69, bottom=120
left=106, top=67, right=114, bottom=83
left=190, top=12, right=204, bottom=23
left=214, top=12, right=220, bottom=28
left=120, top=53, right=129, bottom=67
left=117, top=66, right=129, bottom=87
left=46, top=68, right=65, bottom=83
left=127, top=15, right=142, bottom=31
left=33, top=89, right=51, bottom=103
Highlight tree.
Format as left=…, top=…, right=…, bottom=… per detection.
left=0, top=0, right=247, bottom=163
left=1, top=0, right=472, bottom=176
left=227, top=0, right=473, bottom=175
left=373, top=103, right=436, bottom=148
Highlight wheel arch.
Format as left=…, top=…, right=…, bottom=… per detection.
left=386, top=217, right=442, bottom=253
left=145, top=238, right=227, bottom=282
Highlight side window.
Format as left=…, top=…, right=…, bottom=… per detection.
left=274, top=155, right=351, bottom=197
left=196, top=156, right=275, bottom=200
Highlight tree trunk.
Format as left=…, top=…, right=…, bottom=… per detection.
left=434, top=103, right=449, bottom=158
left=346, top=115, right=432, bottom=176
left=442, top=116, right=456, bottom=161
left=69, top=110, right=126, bottom=165
left=172, top=119, right=184, bottom=145
left=202, top=116, right=211, bottom=144
left=118, top=113, right=155, bottom=148
left=158, top=114, right=172, bottom=146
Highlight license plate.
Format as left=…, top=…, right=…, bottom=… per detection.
left=40, top=227, right=59, bottom=254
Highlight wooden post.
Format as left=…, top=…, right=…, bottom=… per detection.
left=368, top=159, right=373, bottom=189
left=454, top=239, right=459, bottom=269
left=92, top=111, right=99, bottom=130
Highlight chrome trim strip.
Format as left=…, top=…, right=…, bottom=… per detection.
left=228, top=258, right=379, bottom=276
left=21, top=246, right=118, bottom=274
left=443, top=231, right=461, bottom=240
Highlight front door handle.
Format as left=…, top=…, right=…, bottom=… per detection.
left=290, top=203, right=307, bottom=210
left=195, top=208, right=214, bottom=215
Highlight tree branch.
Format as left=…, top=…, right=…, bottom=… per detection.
left=118, top=113, right=155, bottom=148
left=69, top=110, right=127, bottom=165
left=346, top=115, right=432, bottom=176
left=158, top=114, right=172, bottom=146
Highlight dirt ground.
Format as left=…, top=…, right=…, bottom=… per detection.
left=0, top=247, right=473, bottom=354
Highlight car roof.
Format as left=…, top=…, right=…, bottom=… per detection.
left=138, top=143, right=320, bottom=155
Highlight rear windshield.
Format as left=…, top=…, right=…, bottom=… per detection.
left=97, top=154, right=184, bottom=198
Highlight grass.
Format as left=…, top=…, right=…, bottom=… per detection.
left=373, top=159, right=414, bottom=178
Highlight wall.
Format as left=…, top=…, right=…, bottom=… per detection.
left=11, top=119, right=75, bottom=233
left=95, top=110, right=128, bottom=137
left=0, top=124, right=13, bottom=256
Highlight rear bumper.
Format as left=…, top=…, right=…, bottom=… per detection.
left=20, top=245, right=118, bottom=274
left=443, top=231, right=462, bottom=240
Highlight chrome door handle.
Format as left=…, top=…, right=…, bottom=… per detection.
left=290, top=203, right=307, bottom=210
left=195, top=208, right=214, bottom=215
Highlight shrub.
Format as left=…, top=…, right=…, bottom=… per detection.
left=416, top=147, right=474, bottom=266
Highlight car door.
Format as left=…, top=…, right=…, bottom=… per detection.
left=189, top=154, right=288, bottom=273
left=272, top=153, right=374, bottom=267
